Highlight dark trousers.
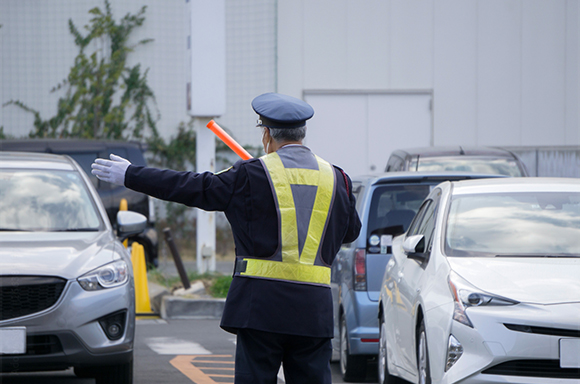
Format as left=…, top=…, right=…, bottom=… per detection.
left=234, top=328, right=332, bottom=384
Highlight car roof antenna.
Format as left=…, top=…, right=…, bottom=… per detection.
left=459, top=146, right=465, bottom=155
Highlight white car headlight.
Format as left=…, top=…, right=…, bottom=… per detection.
left=448, top=271, right=518, bottom=328
left=78, top=260, right=129, bottom=291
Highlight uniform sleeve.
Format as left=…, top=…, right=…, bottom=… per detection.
left=124, top=163, right=241, bottom=211
left=342, top=171, right=362, bottom=244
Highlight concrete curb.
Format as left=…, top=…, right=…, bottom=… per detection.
left=148, top=282, right=171, bottom=313
left=148, top=281, right=226, bottom=319
left=160, top=296, right=226, bottom=319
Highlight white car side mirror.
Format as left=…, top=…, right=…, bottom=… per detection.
left=403, top=234, right=425, bottom=254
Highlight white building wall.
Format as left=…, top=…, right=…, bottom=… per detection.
left=277, top=0, right=580, bottom=164
left=217, top=0, right=276, bottom=146
left=2, top=0, right=579, bottom=156
left=0, top=0, right=190, bottom=140
left=476, top=0, right=522, bottom=146
left=432, top=0, right=477, bottom=145
left=521, top=1, right=567, bottom=146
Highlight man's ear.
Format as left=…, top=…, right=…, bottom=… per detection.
left=263, top=127, right=271, bottom=140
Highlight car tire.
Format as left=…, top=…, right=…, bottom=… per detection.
left=378, top=316, right=403, bottom=384
left=95, top=360, right=133, bottom=384
left=339, top=313, right=367, bottom=382
left=416, top=321, right=431, bottom=384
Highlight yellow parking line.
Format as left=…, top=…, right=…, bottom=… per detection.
left=190, top=360, right=234, bottom=364
left=170, top=355, right=234, bottom=383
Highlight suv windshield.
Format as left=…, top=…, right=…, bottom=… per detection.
left=0, top=170, right=102, bottom=232
left=411, top=157, right=523, bottom=176
left=445, top=192, right=580, bottom=257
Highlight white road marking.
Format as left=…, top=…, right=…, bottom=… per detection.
left=146, top=337, right=212, bottom=355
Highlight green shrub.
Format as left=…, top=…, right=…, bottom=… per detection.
left=207, top=275, right=233, bottom=298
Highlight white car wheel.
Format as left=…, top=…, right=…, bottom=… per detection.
left=379, top=317, right=402, bottom=384
left=378, top=319, right=388, bottom=384
left=417, top=321, right=431, bottom=384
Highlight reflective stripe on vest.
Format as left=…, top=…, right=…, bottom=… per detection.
left=239, top=152, right=335, bottom=286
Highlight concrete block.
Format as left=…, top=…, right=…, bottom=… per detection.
left=161, top=296, right=226, bottom=319
left=148, top=281, right=171, bottom=313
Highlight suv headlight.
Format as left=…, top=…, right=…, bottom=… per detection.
left=78, top=260, right=129, bottom=291
left=448, top=271, right=518, bottom=328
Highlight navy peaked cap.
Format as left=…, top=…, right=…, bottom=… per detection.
left=252, top=93, right=314, bottom=129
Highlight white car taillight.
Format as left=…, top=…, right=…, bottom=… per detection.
left=354, top=249, right=367, bottom=291
left=448, top=271, right=518, bottom=328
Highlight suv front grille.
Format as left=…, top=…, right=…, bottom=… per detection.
left=26, top=335, right=63, bottom=355
left=483, top=360, right=580, bottom=379
left=0, top=276, right=67, bottom=321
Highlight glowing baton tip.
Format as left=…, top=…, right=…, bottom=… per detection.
left=206, top=120, right=253, bottom=160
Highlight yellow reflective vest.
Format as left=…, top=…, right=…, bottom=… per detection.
left=235, top=150, right=336, bottom=287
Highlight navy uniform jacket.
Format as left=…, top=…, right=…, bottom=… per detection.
left=124, top=145, right=361, bottom=338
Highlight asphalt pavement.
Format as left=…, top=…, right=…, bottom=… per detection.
left=145, top=258, right=380, bottom=383
left=133, top=318, right=377, bottom=384
left=0, top=318, right=378, bottom=384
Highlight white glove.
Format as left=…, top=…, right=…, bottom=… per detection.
left=91, top=154, right=131, bottom=186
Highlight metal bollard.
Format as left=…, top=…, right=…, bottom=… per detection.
left=162, top=228, right=191, bottom=290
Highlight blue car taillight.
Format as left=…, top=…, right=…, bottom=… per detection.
left=354, top=248, right=367, bottom=291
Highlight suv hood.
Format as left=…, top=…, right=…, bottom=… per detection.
left=448, top=257, right=580, bottom=305
left=0, top=231, right=122, bottom=280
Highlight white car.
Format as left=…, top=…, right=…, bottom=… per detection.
left=377, top=177, right=580, bottom=384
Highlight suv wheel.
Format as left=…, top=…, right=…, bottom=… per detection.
left=340, top=313, right=367, bottom=382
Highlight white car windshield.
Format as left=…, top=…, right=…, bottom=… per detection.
left=0, top=170, right=102, bottom=232
left=445, top=192, right=580, bottom=257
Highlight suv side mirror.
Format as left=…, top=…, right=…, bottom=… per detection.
left=117, top=211, right=147, bottom=241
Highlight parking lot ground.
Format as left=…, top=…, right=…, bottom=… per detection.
left=0, top=318, right=378, bottom=384
left=135, top=318, right=377, bottom=384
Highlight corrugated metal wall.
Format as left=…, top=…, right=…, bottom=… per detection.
left=504, top=146, right=580, bottom=177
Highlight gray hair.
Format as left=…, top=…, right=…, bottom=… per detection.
left=268, top=126, right=307, bottom=143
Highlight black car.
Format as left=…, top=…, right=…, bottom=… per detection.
left=385, top=146, right=529, bottom=177
left=0, top=139, right=159, bottom=266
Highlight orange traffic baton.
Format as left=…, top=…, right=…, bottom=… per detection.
left=206, top=120, right=253, bottom=160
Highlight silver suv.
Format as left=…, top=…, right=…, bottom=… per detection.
left=331, top=171, right=504, bottom=382
left=0, top=152, right=146, bottom=383
left=0, top=139, right=159, bottom=267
